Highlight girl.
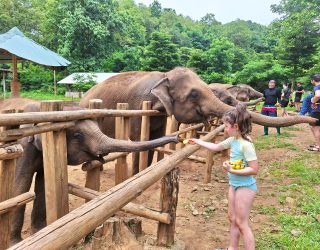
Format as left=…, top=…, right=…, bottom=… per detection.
left=189, top=104, right=259, bottom=250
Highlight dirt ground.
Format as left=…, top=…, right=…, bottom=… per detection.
left=20, top=121, right=316, bottom=249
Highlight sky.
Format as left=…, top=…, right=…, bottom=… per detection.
left=134, top=0, right=282, bottom=25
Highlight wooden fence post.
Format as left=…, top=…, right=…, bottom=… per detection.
left=204, top=138, right=215, bottom=183
left=139, top=101, right=151, bottom=172
left=168, top=116, right=178, bottom=151
left=115, top=103, right=130, bottom=184
left=40, top=101, right=69, bottom=225
left=157, top=168, right=180, bottom=246
left=0, top=110, right=21, bottom=250
left=84, top=100, right=103, bottom=201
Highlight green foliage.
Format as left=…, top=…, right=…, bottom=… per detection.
left=141, top=31, right=180, bottom=71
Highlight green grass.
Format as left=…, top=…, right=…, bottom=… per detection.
left=1, top=91, right=80, bottom=101
left=254, top=133, right=298, bottom=151
left=256, top=153, right=320, bottom=249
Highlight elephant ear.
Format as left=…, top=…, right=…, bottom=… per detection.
left=150, top=77, right=173, bottom=115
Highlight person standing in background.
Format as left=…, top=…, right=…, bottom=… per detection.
left=261, top=80, right=282, bottom=136
left=294, top=82, right=304, bottom=112
left=280, top=83, right=292, bottom=117
left=308, top=74, right=320, bottom=151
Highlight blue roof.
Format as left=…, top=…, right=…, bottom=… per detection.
left=0, top=27, right=70, bottom=67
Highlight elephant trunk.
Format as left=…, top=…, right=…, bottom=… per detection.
left=250, top=112, right=317, bottom=127
left=95, top=134, right=179, bottom=156
left=242, top=97, right=264, bottom=106
left=206, top=93, right=317, bottom=126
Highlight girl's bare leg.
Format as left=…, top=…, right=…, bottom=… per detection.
left=235, top=187, right=256, bottom=250
left=228, top=186, right=240, bottom=250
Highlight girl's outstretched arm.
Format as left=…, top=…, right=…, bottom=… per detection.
left=188, top=138, right=225, bottom=152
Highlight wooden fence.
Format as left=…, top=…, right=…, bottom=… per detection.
left=0, top=100, right=225, bottom=250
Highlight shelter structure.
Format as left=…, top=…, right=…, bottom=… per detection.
left=0, top=27, right=70, bottom=97
left=58, top=72, right=119, bottom=98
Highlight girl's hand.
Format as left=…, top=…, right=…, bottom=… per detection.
left=188, top=138, right=197, bottom=145
left=222, top=161, right=231, bottom=172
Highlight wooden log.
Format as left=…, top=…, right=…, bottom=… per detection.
left=0, top=143, right=23, bottom=160
left=154, top=147, right=206, bottom=163
left=0, top=109, right=164, bottom=127
left=84, top=161, right=102, bottom=203
left=157, top=168, right=180, bottom=246
left=204, top=139, right=215, bottom=183
left=0, top=120, right=20, bottom=250
left=0, top=121, right=75, bottom=142
left=168, top=116, right=178, bottom=150
left=0, top=158, right=16, bottom=250
left=139, top=101, right=151, bottom=172
left=40, top=101, right=69, bottom=225
left=115, top=103, right=129, bottom=184
left=89, top=99, right=103, bottom=127
left=91, top=217, right=142, bottom=250
left=84, top=100, right=104, bottom=202
left=0, top=192, right=35, bottom=215
left=10, top=125, right=225, bottom=250
left=81, top=160, right=103, bottom=171
left=68, top=183, right=171, bottom=224
left=103, top=152, right=129, bottom=163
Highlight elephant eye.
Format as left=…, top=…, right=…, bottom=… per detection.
left=73, top=132, right=83, bottom=139
left=189, top=90, right=199, bottom=100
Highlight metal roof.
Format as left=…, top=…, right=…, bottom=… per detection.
left=58, top=72, right=119, bottom=84
left=0, top=27, right=70, bottom=67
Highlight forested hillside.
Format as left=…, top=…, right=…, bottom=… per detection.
left=0, top=0, right=319, bottom=93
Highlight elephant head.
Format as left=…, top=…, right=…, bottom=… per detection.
left=150, top=68, right=317, bottom=127
left=64, top=119, right=178, bottom=165
left=150, top=67, right=224, bottom=124
left=227, top=84, right=263, bottom=102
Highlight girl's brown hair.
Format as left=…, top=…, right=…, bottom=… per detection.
left=222, top=103, right=252, bottom=141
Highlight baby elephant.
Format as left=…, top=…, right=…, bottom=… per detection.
left=1, top=98, right=178, bottom=244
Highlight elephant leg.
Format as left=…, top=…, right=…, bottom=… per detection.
left=10, top=172, right=34, bottom=244
left=31, top=170, right=46, bottom=233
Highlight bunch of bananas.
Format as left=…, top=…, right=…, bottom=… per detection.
left=229, top=159, right=245, bottom=170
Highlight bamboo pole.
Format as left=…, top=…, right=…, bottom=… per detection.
left=139, top=101, right=151, bottom=172
left=168, top=116, right=178, bottom=150
left=10, top=125, right=225, bottom=250
left=10, top=54, right=20, bottom=97
left=40, top=101, right=69, bottom=225
left=0, top=121, right=75, bottom=142
left=0, top=192, right=35, bottom=215
left=115, top=103, right=130, bottom=184
left=204, top=139, right=215, bottom=183
left=68, top=183, right=170, bottom=224
left=0, top=109, right=164, bottom=127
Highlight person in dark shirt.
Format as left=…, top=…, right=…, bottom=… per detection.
left=308, top=74, right=320, bottom=151
left=261, top=79, right=282, bottom=135
left=294, top=82, right=304, bottom=112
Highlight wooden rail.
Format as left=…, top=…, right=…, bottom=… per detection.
left=9, top=125, right=225, bottom=250
left=0, top=109, right=164, bottom=126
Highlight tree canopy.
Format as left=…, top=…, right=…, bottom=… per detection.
left=1, top=0, right=319, bottom=92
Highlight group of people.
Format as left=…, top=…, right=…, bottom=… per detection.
left=261, top=74, right=320, bottom=151
left=187, top=74, right=320, bottom=250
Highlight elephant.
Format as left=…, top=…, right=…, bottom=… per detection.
left=209, top=83, right=264, bottom=102
left=0, top=98, right=178, bottom=244
left=80, top=67, right=317, bottom=174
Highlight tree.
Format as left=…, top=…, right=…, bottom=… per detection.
left=150, top=0, right=162, bottom=18
left=270, top=0, right=320, bottom=83
left=141, top=31, right=180, bottom=71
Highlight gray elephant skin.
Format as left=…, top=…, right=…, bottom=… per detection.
left=209, top=83, right=263, bottom=102
left=80, top=67, right=316, bottom=175
left=0, top=98, right=178, bottom=244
